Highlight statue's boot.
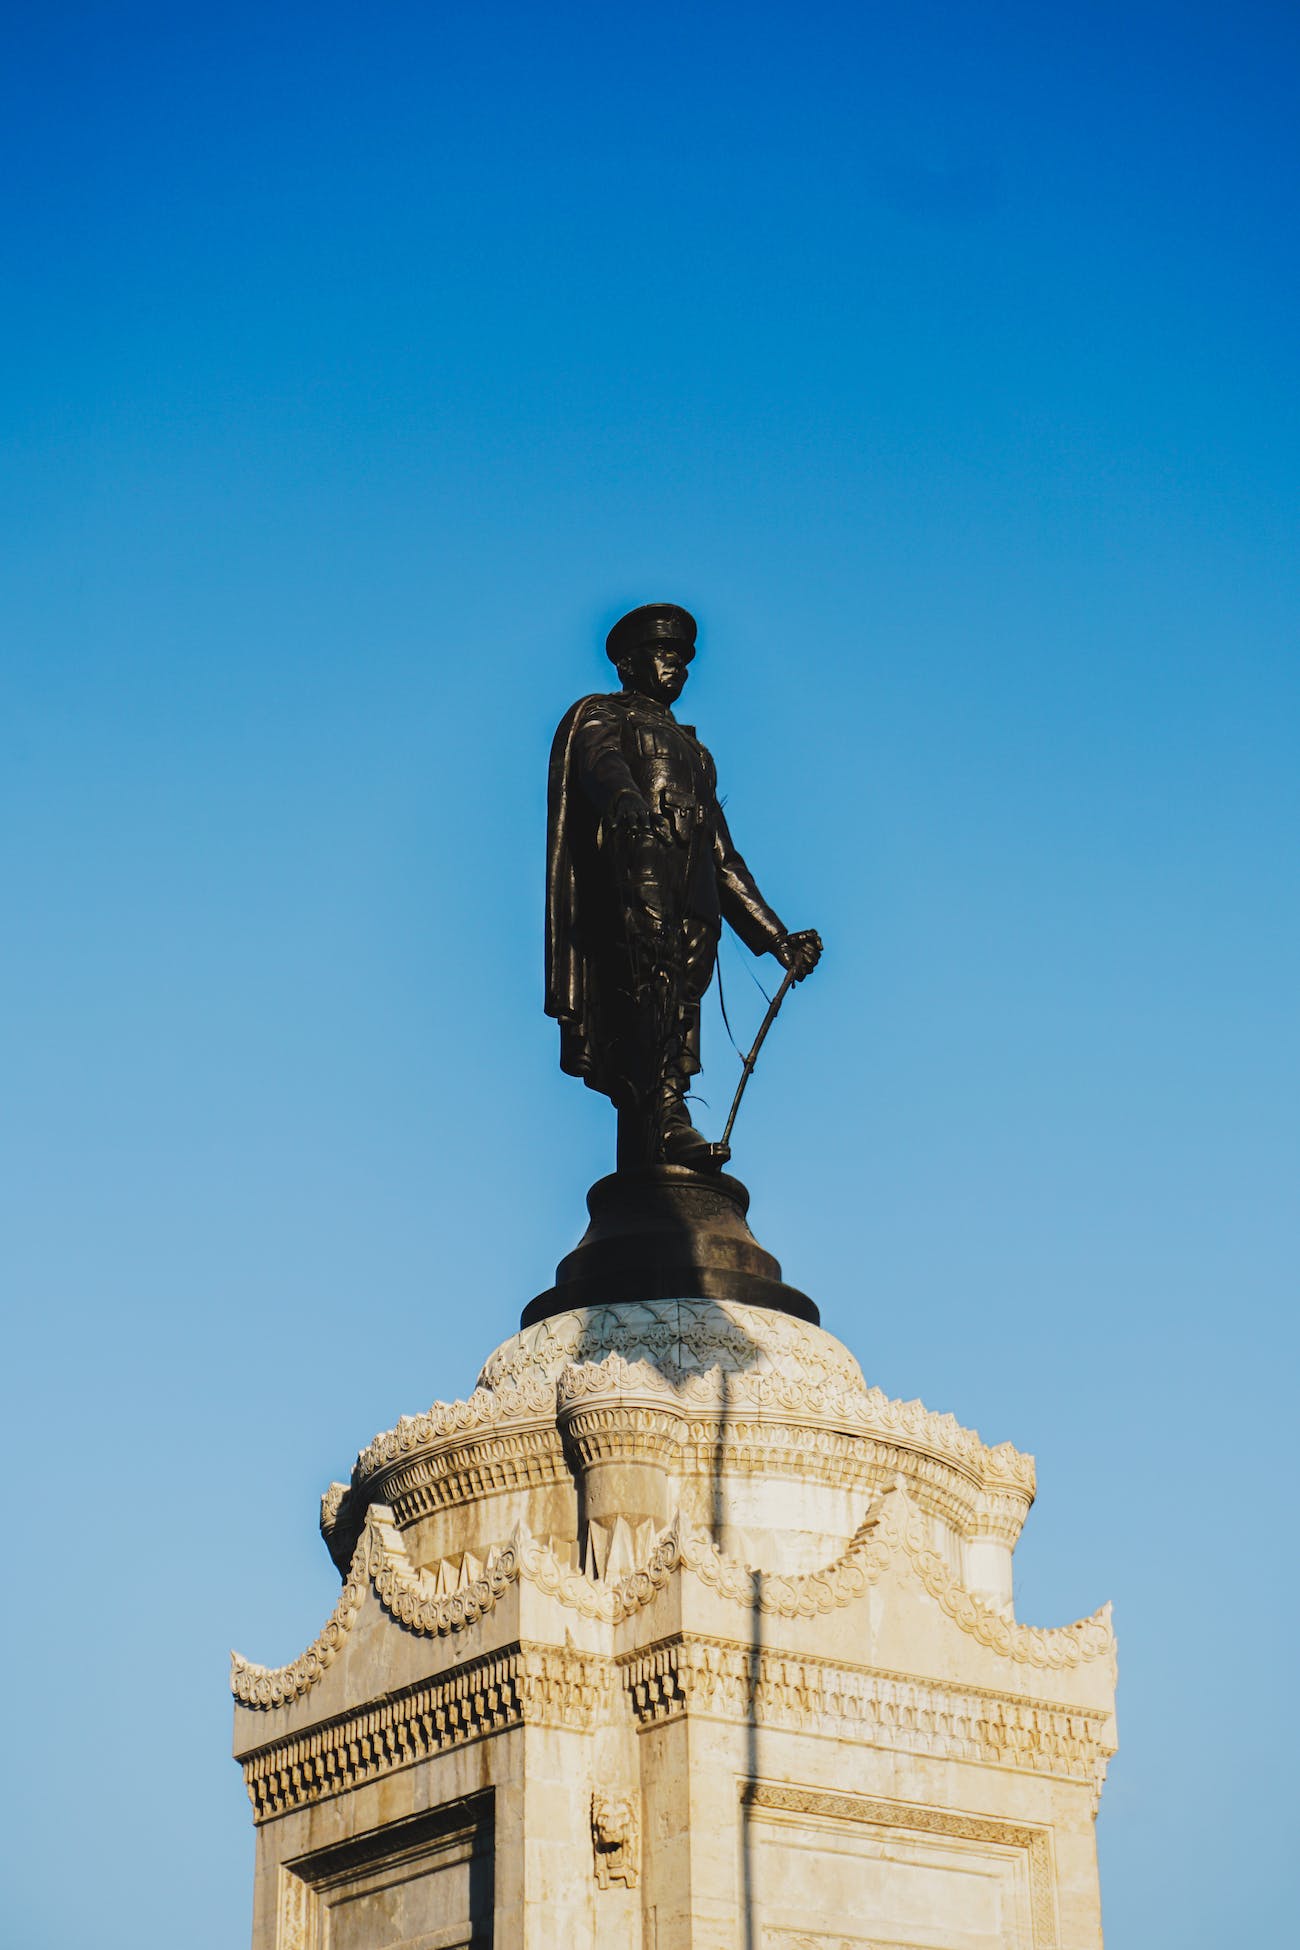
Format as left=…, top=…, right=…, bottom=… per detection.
left=657, top=1076, right=729, bottom=1170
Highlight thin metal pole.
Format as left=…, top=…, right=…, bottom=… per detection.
left=719, top=965, right=798, bottom=1152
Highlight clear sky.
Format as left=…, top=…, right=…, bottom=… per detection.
left=2, top=3, right=1297, bottom=1944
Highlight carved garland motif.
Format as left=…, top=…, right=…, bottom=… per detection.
left=231, top=1528, right=370, bottom=1709
left=234, top=1510, right=690, bottom=1708
left=237, top=1487, right=1112, bottom=1713
left=237, top=1506, right=896, bottom=1711
left=516, top=1518, right=682, bottom=1622
left=233, top=1482, right=1107, bottom=1716
left=879, top=1491, right=1113, bottom=1670
left=370, top=1532, right=520, bottom=1637
left=677, top=1511, right=891, bottom=1616
left=233, top=1507, right=517, bottom=1707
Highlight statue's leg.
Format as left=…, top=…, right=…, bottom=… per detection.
left=657, top=919, right=723, bottom=1169
left=610, top=922, right=666, bottom=1174
left=612, top=843, right=687, bottom=1172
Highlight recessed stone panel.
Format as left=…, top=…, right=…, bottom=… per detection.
left=279, top=1798, right=494, bottom=1950
left=743, top=1784, right=1050, bottom=1950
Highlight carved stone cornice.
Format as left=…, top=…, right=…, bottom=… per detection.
left=355, top=1375, right=558, bottom=1478
left=367, top=1425, right=567, bottom=1527
left=674, top=1418, right=982, bottom=1533
left=321, top=1379, right=563, bottom=1571
left=240, top=1624, right=1115, bottom=1830
left=239, top=1642, right=613, bottom=1823
left=552, top=1348, right=1006, bottom=1481
left=622, top=1633, right=1115, bottom=1801
left=558, top=1398, right=689, bottom=1471
left=969, top=1489, right=1038, bottom=1545
left=322, top=1304, right=1038, bottom=1577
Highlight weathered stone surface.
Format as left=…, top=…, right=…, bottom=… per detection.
left=234, top=1301, right=1115, bottom=1947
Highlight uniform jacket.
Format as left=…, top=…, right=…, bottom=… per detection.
left=545, top=691, right=786, bottom=1088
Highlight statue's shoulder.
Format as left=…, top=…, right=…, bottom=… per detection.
left=554, top=691, right=631, bottom=742
left=559, top=689, right=627, bottom=721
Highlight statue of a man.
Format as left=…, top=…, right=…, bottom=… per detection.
left=545, top=603, right=821, bottom=1170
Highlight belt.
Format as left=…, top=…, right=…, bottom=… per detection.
left=657, top=789, right=706, bottom=826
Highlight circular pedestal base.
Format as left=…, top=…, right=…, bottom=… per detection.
left=522, top=1166, right=819, bottom=1328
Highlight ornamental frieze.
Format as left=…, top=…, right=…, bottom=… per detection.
left=234, top=1486, right=1111, bottom=1718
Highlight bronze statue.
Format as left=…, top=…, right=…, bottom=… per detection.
left=546, top=603, right=821, bottom=1172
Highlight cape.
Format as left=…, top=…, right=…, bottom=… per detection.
left=544, top=695, right=606, bottom=1089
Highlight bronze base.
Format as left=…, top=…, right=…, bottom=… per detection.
left=522, top=1165, right=819, bottom=1327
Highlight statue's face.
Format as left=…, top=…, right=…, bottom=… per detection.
left=626, top=643, right=690, bottom=705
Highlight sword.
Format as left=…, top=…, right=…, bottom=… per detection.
left=718, top=963, right=799, bottom=1153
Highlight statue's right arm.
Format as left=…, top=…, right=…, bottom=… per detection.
left=571, top=699, right=646, bottom=822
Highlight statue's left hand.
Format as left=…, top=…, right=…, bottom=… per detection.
left=776, top=929, right=822, bottom=981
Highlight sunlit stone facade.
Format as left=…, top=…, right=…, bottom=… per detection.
left=233, top=1300, right=1115, bottom=1947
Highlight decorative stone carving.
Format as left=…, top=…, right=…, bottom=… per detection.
left=240, top=1643, right=613, bottom=1822
left=354, top=1372, right=558, bottom=1474
left=620, top=1633, right=1114, bottom=1798
left=235, top=1482, right=1112, bottom=1717
left=319, top=1300, right=1038, bottom=1582
left=478, top=1299, right=868, bottom=1396
left=230, top=1527, right=369, bottom=1708
left=674, top=1506, right=890, bottom=1616
left=235, top=1302, right=1115, bottom=1946
left=877, top=1488, right=1113, bottom=1670
left=591, top=1788, right=640, bottom=1889
left=318, top=1480, right=346, bottom=1532
left=238, top=1618, right=1116, bottom=1827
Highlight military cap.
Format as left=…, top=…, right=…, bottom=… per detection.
left=605, top=602, right=697, bottom=665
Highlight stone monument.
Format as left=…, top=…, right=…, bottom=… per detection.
left=233, top=606, right=1116, bottom=1948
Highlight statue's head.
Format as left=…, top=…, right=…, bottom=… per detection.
left=606, top=603, right=696, bottom=706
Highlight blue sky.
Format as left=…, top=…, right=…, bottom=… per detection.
left=2, top=3, right=1297, bottom=1943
